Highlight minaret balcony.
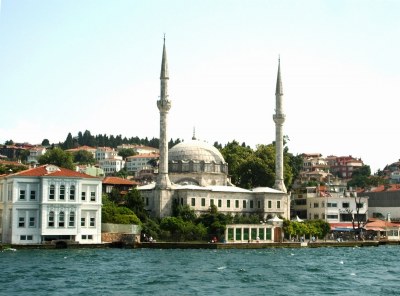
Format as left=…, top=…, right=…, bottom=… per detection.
left=273, top=114, right=286, bottom=124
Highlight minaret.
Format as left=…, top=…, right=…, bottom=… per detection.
left=156, top=36, right=172, bottom=189
left=273, top=58, right=287, bottom=193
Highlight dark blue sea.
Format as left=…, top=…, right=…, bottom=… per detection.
left=1, top=246, right=399, bottom=295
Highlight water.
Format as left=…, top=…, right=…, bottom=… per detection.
left=1, top=246, right=399, bottom=296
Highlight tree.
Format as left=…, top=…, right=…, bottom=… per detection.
left=4, top=140, right=14, bottom=145
left=73, top=150, right=95, bottom=165
left=63, top=133, right=74, bottom=149
left=118, top=148, right=136, bottom=159
left=221, top=140, right=253, bottom=185
left=125, top=189, right=148, bottom=222
left=41, top=139, right=50, bottom=146
left=38, top=147, right=74, bottom=170
left=102, top=195, right=141, bottom=225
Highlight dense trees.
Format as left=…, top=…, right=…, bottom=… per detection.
left=347, top=165, right=385, bottom=189
left=73, top=150, right=96, bottom=165
left=118, top=148, right=136, bottom=159
left=283, top=219, right=331, bottom=240
left=38, top=147, right=74, bottom=170
left=220, top=140, right=301, bottom=190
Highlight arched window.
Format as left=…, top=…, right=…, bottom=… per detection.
left=49, top=185, right=55, bottom=200
left=69, top=212, right=75, bottom=227
left=48, top=211, right=54, bottom=227
left=69, top=185, right=75, bottom=200
left=59, top=185, right=65, bottom=200
left=59, top=211, right=65, bottom=227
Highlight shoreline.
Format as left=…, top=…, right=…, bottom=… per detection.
left=3, top=239, right=400, bottom=250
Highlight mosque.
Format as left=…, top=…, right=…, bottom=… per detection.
left=138, top=38, right=290, bottom=220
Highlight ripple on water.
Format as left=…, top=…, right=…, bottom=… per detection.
left=2, top=247, right=400, bottom=295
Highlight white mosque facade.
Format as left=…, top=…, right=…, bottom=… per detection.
left=138, top=39, right=290, bottom=220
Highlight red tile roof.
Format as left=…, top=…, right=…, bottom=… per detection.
left=13, top=165, right=98, bottom=179
left=102, top=176, right=139, bottom=185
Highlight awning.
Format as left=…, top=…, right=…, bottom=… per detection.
left=332, top=227, right=354, bottom=232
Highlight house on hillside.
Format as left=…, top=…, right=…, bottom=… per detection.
left=0, top=164, right=102, bottom=245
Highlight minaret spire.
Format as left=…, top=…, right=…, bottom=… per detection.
left=192, top=127, right=196, bottom=140
left=156, top=36, right=172, bottom=189
left=273, top=57, right=287, bottom=193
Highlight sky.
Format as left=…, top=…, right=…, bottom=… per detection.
left=0, top=0, right=399, bottom=173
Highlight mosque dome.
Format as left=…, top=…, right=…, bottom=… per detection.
left=168, top=140, right=226, bottom=164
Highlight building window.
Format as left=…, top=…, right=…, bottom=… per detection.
left=342, top=202, right=350, bottom=208
left=257, top=200, right=261, bottom=209
left=250, top=200, right=254, bottom=208
left=314, top=213, right=319, bottom=219
left=227, top=200, right=231, bottom=208
left=18, top=216, right=25, bottom=227
left=327, top=203, right=337, bottom=208
left=243, top=200, right=247, bottom=208
left=29, top=216, right=35, bottom=227
left=191, top=198, right=195, bottom=206
left=88, top=235, right=93, bottom=240
left=235, top=200, right=239, bottom=208
left=90, top=192, right=96, bottom=202
left=48, top=211, right=55, bottom=227
left=218, top=199, right=222, bottom=207
left=81, top=217, right=86, bottom=227
left=90, top=217, right=95, bottom=227
left=314, top=202, right=319, bottom=208
left=268, top=200, right=272, bottom=209
left=69, top=212, right=75, bottom=227
left=210, top=199, right=214, bottom=206
left=356, top=203, right=364, bottom=209
left=69, top=185, right=75, bottom=200
left=327, top=214, right=338, bottom=219
left=277, top=201, right=281, bottom=209
left=201, top=198, right=206, bottom=207
left=81, top=192, right=86, bottom=201
left=146, top=197, right=149, bottom=206
left=49, top=185, right=55, bottom=200
left=20, top=235, right=32, bottom=241
left=30, top=190, right=36, bottom=200
left=59, top=185, right=65, bottom=200
left=19, top=190, right=26, bottom=200
left=59, top=211, right=65, bottom=227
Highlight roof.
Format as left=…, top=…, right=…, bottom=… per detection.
left=65, top=145, right=96, bottom=152
left=252, top=187, right=285, bottom=194
left=11, top=165, right=98, bottom=179
left=126, top=153, right=159, bottom=160
left=169, top=140, right=225, bottom=163
left=364, top=219, right=400, bottom=229
left=102, top=176, right=138, bottom=186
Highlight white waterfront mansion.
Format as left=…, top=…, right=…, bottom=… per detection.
left=0, top=164, right=102, bottom=245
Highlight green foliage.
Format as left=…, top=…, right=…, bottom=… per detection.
left=347, top=165, right=385, bottom=189
left=38, top=147, right=74, bottom=170
left=62, top=132, right=77, bottom=149
left=220, top=140, right=295, bottom=190
left=114, top=168, right=129, bottom=179
left=125, top=189, right=148, bottom=222
left=118, top=148, right=136, bottom=159
left=41, top=139, right=50, bottom=146
left=283, top=219, right=331, bottom=239
left=4, top=140, right=14, bottom=145
left=160, top=217, right=207, bottom=241
left=73, top=150, right=95, bottom=165
left=221, top=140, right=253, bottom=185
left=0, top=163, right=27, bottom=174
left=172, top=202, right=197, bottom=222
left=101, top=195, right=141, bottom=225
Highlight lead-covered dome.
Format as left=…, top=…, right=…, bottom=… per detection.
left=169, top=140, right=226, bottom=163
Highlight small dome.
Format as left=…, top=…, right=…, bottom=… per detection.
left=169, top=140, right=225, bottom=163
